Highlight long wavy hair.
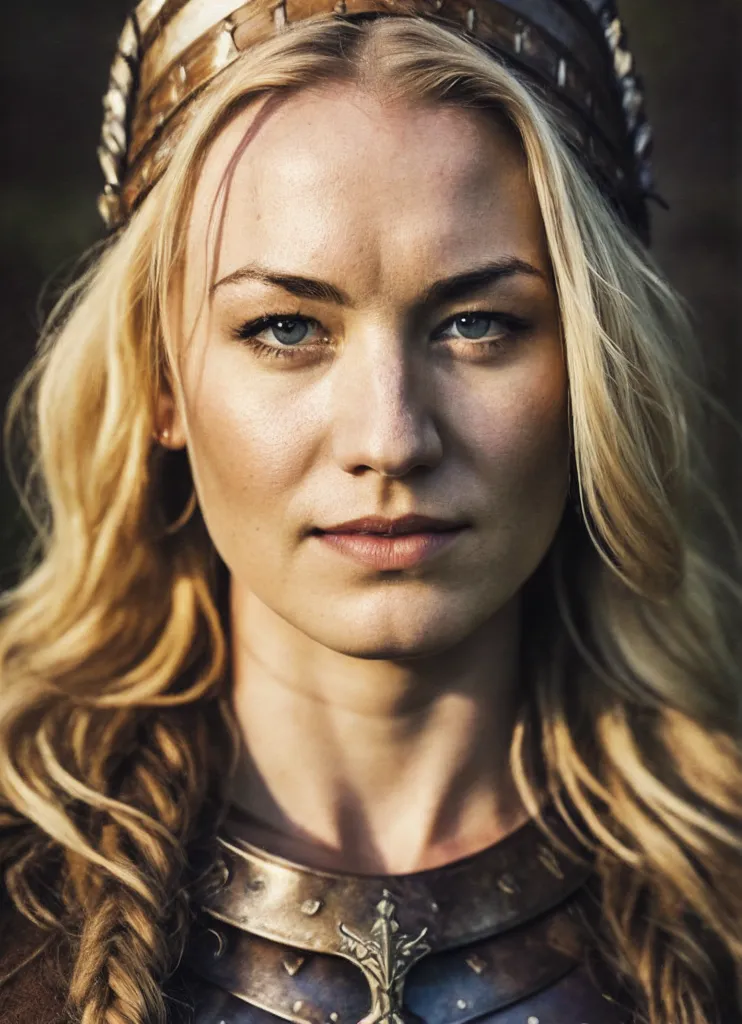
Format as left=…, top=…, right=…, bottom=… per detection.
left=1, top=15, right=741, bottom=1024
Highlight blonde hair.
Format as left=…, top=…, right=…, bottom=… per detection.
left=1, top=15, right=741, bottom=1024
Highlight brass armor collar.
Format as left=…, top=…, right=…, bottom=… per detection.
left=180, top=806, right=629, bottom=1023
left=203, top=804, right=587, bottom=953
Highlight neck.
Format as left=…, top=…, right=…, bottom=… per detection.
left=227, top=582, right=528, bottom=874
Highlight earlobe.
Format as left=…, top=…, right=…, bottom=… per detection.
left=154, top=390, right=187, bottom=448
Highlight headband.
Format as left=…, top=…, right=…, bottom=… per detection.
left=98, top=0, right=655, bottom=240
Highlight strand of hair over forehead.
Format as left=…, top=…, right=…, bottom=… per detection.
left=0, top=15, right=742, bottom=1024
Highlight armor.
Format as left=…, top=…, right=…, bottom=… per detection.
left=173, top=805, right=633, bottom=1023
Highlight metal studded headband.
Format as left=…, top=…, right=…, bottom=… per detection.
left=98, top=0, right=655, bottom=240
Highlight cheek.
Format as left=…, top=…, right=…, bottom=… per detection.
left=179, top=358, right=315, bottom=539
left=468, top=353, right=569, bottom=504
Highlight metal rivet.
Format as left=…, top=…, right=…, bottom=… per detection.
left=465, top=953, right=486, bottom=975
left=329, top=1015, right=339, bottom=1023
left=497, top=872, right=519, bottom=895
left=166, top=69, right=183, bottom=104
left=282, top=952, right=306, bottom=976
left=217, top=18, right=239, bottom=61
left=430, top=900, right=440, bottom=913
left=273, top=0, right=287, bottom=28
left=457, top=999, right=468, bottom=1010
left=540, top=847, right=560, bottom=880
left=214, top=858, right=230, bottom=889
left=293, top=1001, right=304, bottom=1013
left=538, top=845, right=564, bottom=879
left=301, top=898, right=323, bottom=916
left=206, top=928, right=226, bottom=959
left=528, top=1017, right=540, bottom=1024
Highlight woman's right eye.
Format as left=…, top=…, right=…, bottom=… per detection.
left=231, top=314, right=325, bottom=360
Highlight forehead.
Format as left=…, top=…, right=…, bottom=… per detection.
left=185, top=84, right=546, bottom=301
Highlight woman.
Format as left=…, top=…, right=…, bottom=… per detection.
left=1, top=1, right=741, bottom=1023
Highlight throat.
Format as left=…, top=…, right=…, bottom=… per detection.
left=225, top=787, right=532, bottom=875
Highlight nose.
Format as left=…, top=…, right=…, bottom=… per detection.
left=329, top=326, right=444, bottom=479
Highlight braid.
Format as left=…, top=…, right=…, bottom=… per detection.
left=66, top=703, right=233, bottom=1024
left=74, top=894, right=164, bottom=1024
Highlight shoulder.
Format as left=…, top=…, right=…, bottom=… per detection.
left=0, top=886, right=72, bottom=1024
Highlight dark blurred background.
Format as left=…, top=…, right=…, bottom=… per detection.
left=1, top=2, right=741, bottom=584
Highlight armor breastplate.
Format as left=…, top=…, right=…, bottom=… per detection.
left=177, top=807, right=633, bottom=1024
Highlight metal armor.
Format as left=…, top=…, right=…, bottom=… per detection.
left=177, top=806, right=632, bottom=1024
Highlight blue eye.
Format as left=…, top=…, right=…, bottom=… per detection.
left=231, top=314, right=323, bottom=360
left=234, top=315, right=316, bottom=347
left=263, top=317, right=311, bottom=346
left=440, top=313, right=529, bottom=343
left=451, top=314, right=496, bottom=339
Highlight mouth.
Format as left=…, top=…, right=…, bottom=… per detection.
left=313, top=525, right=468, bottom=569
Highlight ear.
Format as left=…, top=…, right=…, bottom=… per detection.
left=154, top=380, right=188, bottom=449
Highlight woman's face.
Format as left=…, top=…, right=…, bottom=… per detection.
left=163, top=84, right=569, bottom=658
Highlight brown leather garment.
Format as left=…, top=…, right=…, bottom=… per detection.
left=0, top=896, right=71, bottom=1024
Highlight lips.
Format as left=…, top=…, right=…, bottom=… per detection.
left=317, top=514, right=465, bottom=536
left=315, top=525, right=466, bottom=569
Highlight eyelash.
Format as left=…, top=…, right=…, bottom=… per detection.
left=230, top=310, right=532, bottom=362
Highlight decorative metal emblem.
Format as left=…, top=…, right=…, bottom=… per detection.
left=338, top=889, right=431, bottom=1024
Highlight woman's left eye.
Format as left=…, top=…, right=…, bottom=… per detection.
left=434, top=312, right=530, bottom=346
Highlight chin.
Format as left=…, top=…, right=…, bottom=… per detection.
left=293, top=590, right=499, bottom=660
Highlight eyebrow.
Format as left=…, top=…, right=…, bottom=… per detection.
left=210, top=256, right=546, bottom=307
